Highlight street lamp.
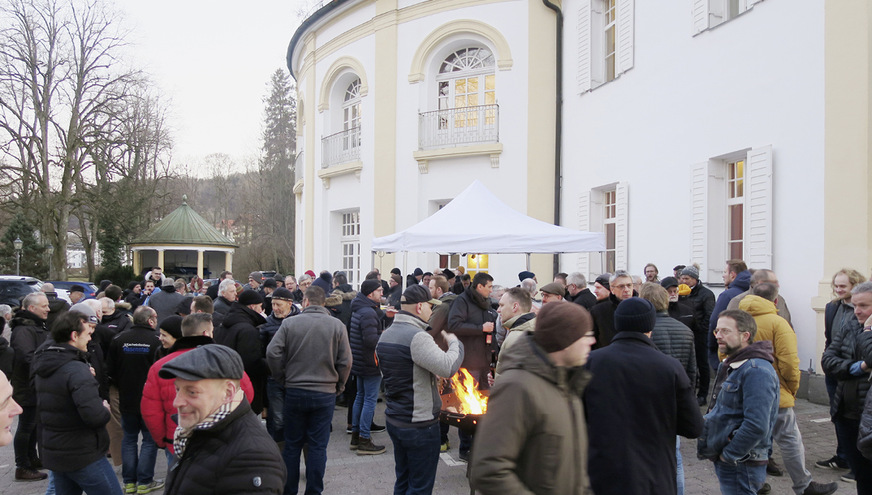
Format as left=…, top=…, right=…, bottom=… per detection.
left=13, top=237, right=23, bottom=276
left=45, top=243, right=54, bottom=279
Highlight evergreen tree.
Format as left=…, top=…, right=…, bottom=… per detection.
left=0, top=213, right=48, bottom=278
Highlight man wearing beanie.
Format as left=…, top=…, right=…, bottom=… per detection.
left=215, top=289, right=268, bottom=414
left=678, top=264, right=716, bottom=405
left=349, top=279, right=387, bottom=455
left=584, top=297, right=703, bottom=495
left=470, top=302, right=595, bottom=494
left=258, top=287, right=300, bottom=442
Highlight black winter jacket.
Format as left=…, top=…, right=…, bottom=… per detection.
left=681, top=282, right=715, bottom=336
left=857, top=330, right=872, bottom=459
left=568, top=288, right=597, bottom=310
left=216, top=304, right=267, bottom=413
left=44, top=293, right=69, bottom=331
left=668, top=300, right=696, bottom=331
left=651, top=312, right=698, bottom=387
left=259, top=308, right=300, bottom=355
left=447, top=287, right=497, bottom=374
left=0, top=336, right=13, bottom=381
left=164, top=398, right=286, bottom=494
left=33, top=343, right=110, bottom=472
left=106, top=324, right=161, bottom=414
left=590, top=294, right=622, bottom=349
left=822, top=316, right=871, bottom=420
left=350, top=293, right=384, bottom=376
left=9, top=310, right=49, bottom=406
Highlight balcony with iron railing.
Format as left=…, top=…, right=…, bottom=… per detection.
left=414, top=104, right=502, bottom=173
left=321, top=127, right=361, bottom=169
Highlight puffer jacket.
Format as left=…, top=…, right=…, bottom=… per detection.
left=738, top=295, right=800, bottom=408
left=651, top=312, right=697, bottom=386
left=9, top=310, right=49, bottom=406
left=470, top=333, right=593, bottom=495
left=216, top=303, right=268, bottom=413
left=349, top=292, right=384, bottom=376
left=33, top=343, right=110, bottom=472
left=259, top=307, right=300, bottom=354
left=682, top=282, right=715, bottom=337
left=858, top=330, right=872, bottom=459
left=163, top=398, right=286, bottom=494
left=822, top=315, right=871, bottom=419
left=141, top=336, right=255, bottom=452
left=495, top=313, right=535, bottom=375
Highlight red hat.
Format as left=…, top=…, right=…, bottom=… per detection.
left=305, top=270, right=316, bottom=278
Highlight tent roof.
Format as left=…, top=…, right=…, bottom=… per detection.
left=131, top=196, right=238, bottom=248
left=372, top=181, right=605, bottom=254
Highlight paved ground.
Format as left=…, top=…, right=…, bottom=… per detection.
left=0, top=398, right=855, bottom=494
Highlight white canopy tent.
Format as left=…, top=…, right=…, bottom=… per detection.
left=372, top=181, right=606, bottom=261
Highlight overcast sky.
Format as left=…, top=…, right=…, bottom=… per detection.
left=120, top=1, right=306, bottom=172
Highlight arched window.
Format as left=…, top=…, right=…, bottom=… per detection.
left=436, top=48, right=496, bottom=130
left=343, top=78, right=361, bottom=132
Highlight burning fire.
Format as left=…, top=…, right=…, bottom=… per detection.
left=449, top=368, right=488, bottom=415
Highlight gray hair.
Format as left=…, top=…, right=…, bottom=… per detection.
left=851, top=281, right=872, bottom=296
left=99, top=297, right=115, bottom=314
left=83, top=299, right=102, bottom=317
left=520, top=278, right=538, bottom=296
left=610, top=270, right=632, bottom=284
left=22, top=292, right=47, bottom=310
left=567, top=272, right=587, bottom=287
left=0, top=304, right=10, bottom=317
left=298, top=274, right=313, bottom=284
left=218, top=278, right=236, bottom=295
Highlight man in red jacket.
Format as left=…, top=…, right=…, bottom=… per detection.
left=141, top=313, right=254, bottom=469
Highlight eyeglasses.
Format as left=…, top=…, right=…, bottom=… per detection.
left=613, top=283, right=633, bottom=290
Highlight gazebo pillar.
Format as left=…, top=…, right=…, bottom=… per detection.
left=225, top=251, right=233, bottom=273
left=197, top=249, right=205, bottom=279
left=133, top=250, right=141, bottom=276
left=157, top=249, right=165, bottom=270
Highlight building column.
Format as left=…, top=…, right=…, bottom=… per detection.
left=225, top=251, right=233, bottom=273
left=197, top=250, right=205, bottom=279
left=157, top=249, right=165, bottom=270
left=132, top=250, right=141, bottom=276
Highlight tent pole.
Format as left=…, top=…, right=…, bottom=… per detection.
left=403, top=252, right=408, bottom=288
left=526, top=253, right=531, bottom=271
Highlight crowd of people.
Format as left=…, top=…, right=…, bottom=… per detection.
left=0, top=261, right=870, bottom=495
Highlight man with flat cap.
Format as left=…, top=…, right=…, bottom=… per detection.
left=539, top=282, right=566, bottom=305
left=159, top=344, right=285, bottom=494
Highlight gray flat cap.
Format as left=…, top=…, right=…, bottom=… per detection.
left=159, top=344, right=244, bottom=381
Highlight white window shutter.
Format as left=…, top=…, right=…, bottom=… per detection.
left=616, top=0, right=634, bottom=75
left=692, top=0, right=709, bottom=34
left=615, top=182, right=629, bottom=270
left=577, top=191, right=591, bottom=278
left=578, top=0, right=593, bottom=93
left=744, top=145, right=773, bottom=269
left=690, top=162, right=708, bottom=272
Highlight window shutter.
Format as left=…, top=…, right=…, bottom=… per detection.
left=615, top=182, right=629, bottom=271
left=744, top=145, right=773, bottom=269
left=690, top=162, right=708, bottom=272
left=577, top=191, right=591, bottom=278
left=692, top=0, right=709, bottom=34
left=616, top=0, right=634, bottom=75
left=578, top=0, right=593, bottom=93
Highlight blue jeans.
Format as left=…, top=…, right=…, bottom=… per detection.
left=53, top=457, right=123, bottom=495
left=14, top=405, right=38, bottom=468
left=352, top=375, right=381, bottom=439
left=713, top=460, right=767, bottom=495
left=120, top=412, right=157, bottom=485
left=282, top=388, right=336, bottom=495
left=676, top=437, right=684, bottom=495
left=266, top=377, right=285, bottom=442
left=387, top=421, right=440, bottom=495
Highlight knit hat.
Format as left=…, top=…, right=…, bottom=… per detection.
left=539, top=282, right=566, bottom=296
left=159, top=344, right=244, bottom=381
left=533, top=301, right=592, bottom=352
left=594, top=274, right=611, bottom=290
left=69, top=302, right=98, bottom=324
left=248, top=271, right=263, bottom=283
left=70, top=284, right=86, bottom=294
left=680, top=265, right=699, bottom=280
left=360, top=279, right=381, bottom=296
left=305, top=270, right=316, bottom=278
left=160, top=315, right=184, bottom=340
left=390, top=274, right=402, bottom=285
left=614, top=297, right=656, bottom=334
left=442, top=268, right=455, bottom=280
left=271, top=287, right=294, bottom=301
left=413, top=267, right=424, bottom=277
left=400, top=285, right=441, bottom=306
left=518, top=271, right=536, bottom=282
left=312, top=272, right=333, bottom=294
left=263, top=278, right=277, bottom=289
left=390, top=268, right=401, bottom=276
left=238, top=289, right=264, bottom=306
left=175, top=299, right=192, bottom=316
left=660, top=277, right=680, bottom=289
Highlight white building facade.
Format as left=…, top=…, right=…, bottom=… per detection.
left=289, top=0, right=872, bottom=370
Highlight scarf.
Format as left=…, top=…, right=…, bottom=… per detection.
left=173, top=388, right=243, bottom=458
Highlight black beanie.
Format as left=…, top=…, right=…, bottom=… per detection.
left=160, top=315, right=183, bottom=340
left=360, top=279, right=381, bottom=296
left=238, top=289, right=264, bottom=306
left=614, top=297, right=656, bottom=334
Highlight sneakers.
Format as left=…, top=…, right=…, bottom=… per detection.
left=440, top=441, right=450, bottom=452
left=137, top=480, right=165, bottom=494
left=356, top=436, right=386, bottom=455
left=757, top=483, right=771, bottom=494
left=124, top=483, right=137, bottom=494
left=802, top=481, right=839, bottom=495
left=458, top=450, right=470, bottom=463
left=14, top=468, right=47, bottom=482
left=766, top=459, right=784, bottom=477
left=346, top=424, right=353, bottom=434
left=350, top=431, right=359, bottom=450
left=815, top=455, right=850, bottom=470
left=841, top=472, right=856, bottom=483
left=370, top=423, right=386, bottom=433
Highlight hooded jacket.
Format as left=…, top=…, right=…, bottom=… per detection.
left=349, top=292, right=384, bottom=376
left=470, top=333, right=593, bottom=495
left=216, top=303, right=268, bottom=413
left=325, top=285, right=355, bottom=330
left=707, top=271, right=752, bottom=368
left=33, top=343, right=110, bottom=472
left=698, top=340, right=780, bottom=464
left=10, top=309, right=49, bottom=406
left=737, top=295, right=800, bottom=408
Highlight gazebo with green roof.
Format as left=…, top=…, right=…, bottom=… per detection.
left=130, top=196, right=238, bottom=279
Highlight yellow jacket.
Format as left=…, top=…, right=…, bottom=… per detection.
left=738, top=295, right=800, bottom=408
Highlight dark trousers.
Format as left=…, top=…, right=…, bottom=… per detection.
left=693, top=330, right=711, bottom=398
left=345, top=375, right=357, bottom=426
left=387, top=422, right=440, bottom=495
left=833, top=415, right=872, bottom=495
left=824, top=374, right=850, bottom=465
left=14, top=405, right=38, bottom=469
left=283, top=388, right=335, bottom=495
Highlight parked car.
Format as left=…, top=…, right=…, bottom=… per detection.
left=0, top=276, right=43, bottom=308
left=47, top=281, right=98, bottom=300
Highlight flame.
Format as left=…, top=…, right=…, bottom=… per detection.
left=449, top=368, right=488, bottom=415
